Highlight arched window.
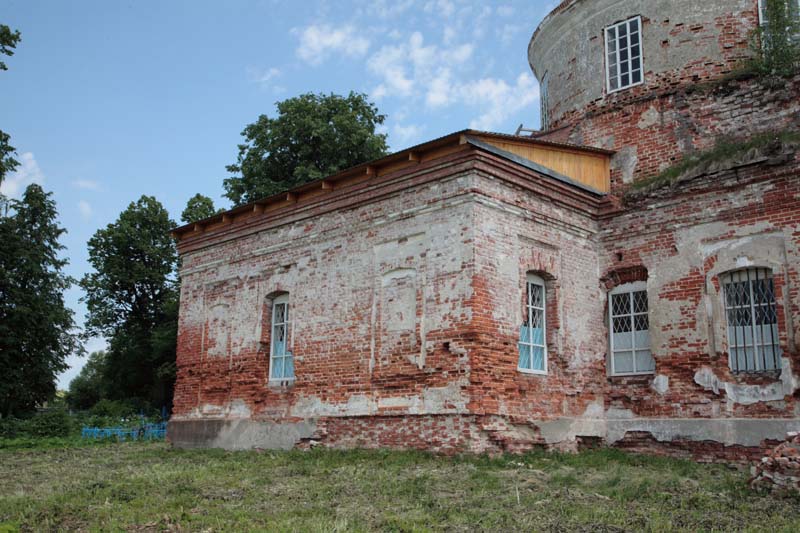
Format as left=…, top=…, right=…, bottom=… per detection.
left=269, top=294, right=294, bottom=381
left=518, top=273, right=547, bottom=374
left=540, top=72, right=550, bottom=130
left=722, top=268, right=781, bottom=373
left=609, top=281, right=654, bottom=375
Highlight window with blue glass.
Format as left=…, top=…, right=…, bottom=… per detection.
left=269, top=294, right=294, bottom=381
left=518, top=274, right=547, bottom=374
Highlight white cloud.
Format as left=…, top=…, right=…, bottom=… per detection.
left=423, top=0, right=456, bottom=18
left=247, top=66, right=282, bottom=90
left=294, top=24, right=370, bottom=65
left=392, top=123, right=424, bottom=146
left=78, top=200, right=92, bottom=220
left=367, top=31, right=473, bottom=101
left=359, top=0, right=416, bottom=19
left=461, top=72, right=539, bottom=131
left=497, top=5, right=514, bottom=17
left=425, top=69, right=453, bottom=107
left=0, top=152, right=44, bottom=198
left=499, top=23, right=525, bottom=45
left=71, top=179, right=100, bottom=191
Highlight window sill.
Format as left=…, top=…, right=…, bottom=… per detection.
left=268, top=378, right=295, bottom=388
left=517, top=367, right=548, bottom=376
left=608, top=371, right=654, bottom=378
left=606, top=79, right=644, bottom=95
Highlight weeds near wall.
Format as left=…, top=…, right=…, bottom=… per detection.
left=627, top=130, right=800, bottom=199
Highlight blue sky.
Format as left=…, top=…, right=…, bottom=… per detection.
left=2, top=0, right=551, bottom=388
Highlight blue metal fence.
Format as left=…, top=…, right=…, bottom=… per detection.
left=81, top=422, right=167, bottom=441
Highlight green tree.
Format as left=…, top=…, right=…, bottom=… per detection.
left=223, top=91, right=388, bottom=206
left=752, top=0, right=800, bottom=76
left=0, top=25, right=22, bottom=186
left=80, top=196, right=178, bottom=407
left=66, top=350, right=109, bottom=410
left=0, top=184, right=78, bottom=417
left=181, top=193, right=217, bottom=224
left=0, top=130, right=18, bottom=188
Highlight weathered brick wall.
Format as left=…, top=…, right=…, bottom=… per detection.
left=466, top=166, right=607, bottom=422
left=599, top=152, right=800, bottom=420
left=530, top=0, right=800, bottom=192
left=543, top=74, right=800, bottom=191
left=173, top=160, right=482, bottom=432
left=172, top=147, right=800, bottom=456
left=530, top=0, right=759, bottom=131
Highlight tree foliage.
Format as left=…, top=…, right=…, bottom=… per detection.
left=80, top=196, right=178, bottom=408
left=0, top=24, right=21, bottom=72
left=223, top=92, right=388, bottom=206
left=751, top=0, right=800, bottom=76
left=0, top=184, right=78, bottom=417
left=0, top=130, right=18, bottom=188
left=181, top=193, right=217, bottom=224
left=0, top=24, right=22, bottom=186
left=65, top=350, right=108, bottom=410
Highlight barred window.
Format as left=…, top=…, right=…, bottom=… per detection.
left=609, top=281, right=654, bottom=375
left=605, top=16, right=643, bottom=93
left=269, top=294, right=294, bottom=381
left=722, top=269, right=781, bottom=373
left=518, top=274, right=547, bottom=374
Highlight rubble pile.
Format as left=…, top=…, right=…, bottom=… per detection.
left=749, top=432, right=800, bottom=492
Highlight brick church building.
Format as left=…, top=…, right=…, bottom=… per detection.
left=169, top=0, right=800, bottom=461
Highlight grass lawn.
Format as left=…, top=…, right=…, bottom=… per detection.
left=0, top=441, right=798, bottom=532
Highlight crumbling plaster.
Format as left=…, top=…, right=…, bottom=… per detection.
left=173, top=171, right=481, bottom=425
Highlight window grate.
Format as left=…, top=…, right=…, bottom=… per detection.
left=723, top=268, right=781, bottom=373
left=605, top=16, right=643, bottom=93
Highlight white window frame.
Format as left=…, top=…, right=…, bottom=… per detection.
left=518, top=273, right=548, bottom=375
left=609, top=281, right=654, bottom=376
left=722, top=268, right=782, bottom=373
left=604, top=15, right=644, bottom=94
left=540, top=72, right=549, bottom=130
left=759, top=0, right=800, bottom=26
left=269, top=294, right=294, bottom=382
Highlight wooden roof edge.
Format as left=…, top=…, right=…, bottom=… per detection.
left=465, top=136, right=607, bottom=197
left=171, top=128, right=613, bottom=239
left=466, top=129, right=616, bottom=156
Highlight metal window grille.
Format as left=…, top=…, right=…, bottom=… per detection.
left=609, top=285, right=654, bottom=375
left=605, top=16, right=643, bottom=93
left=518, top=275, right=547, bottom=373
left=270, top=296, right=294, bottom=380
left=723, top=268, right=781, bottom=373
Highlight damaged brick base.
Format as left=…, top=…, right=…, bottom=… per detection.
left=169, top=414, right=800, bottom=463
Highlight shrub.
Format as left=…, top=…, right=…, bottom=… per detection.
left=0, top=409, right=74, bottom=439
left=19, top=409, right=73, bottom=438
left=0, top=417, right=20, bottom=438
left=89, top=399, right=141, bottom=419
